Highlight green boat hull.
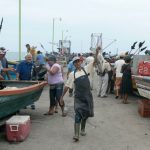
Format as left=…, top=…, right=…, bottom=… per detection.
left=0, top=80, right=46, bottom=119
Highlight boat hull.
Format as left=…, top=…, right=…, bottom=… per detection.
left=0, top=80, right=47, bottom=119
left=132, top=75, right=150, bottom=99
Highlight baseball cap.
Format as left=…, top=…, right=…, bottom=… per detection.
left=72, top=56, right=80, bottom=63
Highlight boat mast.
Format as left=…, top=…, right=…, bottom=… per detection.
left=19, top=0, right=22, bottom=61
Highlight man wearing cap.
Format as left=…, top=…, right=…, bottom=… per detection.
left=44, top=55, right=65, bottom=116
left=0, top=48, right=15, bottom=80
left=60, top=47, right=99, bottom=142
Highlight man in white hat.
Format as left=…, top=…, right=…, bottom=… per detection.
left=0, top=48, right=15, bottom=80
left=60, top=48, right=99, bottom=142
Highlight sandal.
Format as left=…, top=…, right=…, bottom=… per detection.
left=54, top=106, right=58, bottom=113
left=62, top=112, right=67, bottom=117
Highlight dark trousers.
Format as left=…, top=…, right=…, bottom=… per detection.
left=75, top=112, right=87, bottom=123
left=49, top=83, right=64, bottom=107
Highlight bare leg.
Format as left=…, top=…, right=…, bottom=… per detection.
left=124, top=94, right=129, bottom=104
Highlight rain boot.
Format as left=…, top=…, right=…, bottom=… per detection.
left=73, top=123, right=80, bottom=142
left=80, top=119, right=86, bottom=136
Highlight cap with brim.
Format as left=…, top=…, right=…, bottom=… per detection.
left=72, top=56, right=80, bottom=63
left=119, top=52, right=126, bottom=58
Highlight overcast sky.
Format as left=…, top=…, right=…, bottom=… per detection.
left=0, top=0, right=149, bottom=54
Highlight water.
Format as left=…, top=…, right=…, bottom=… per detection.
left=6, top=51, right=27, bottom=61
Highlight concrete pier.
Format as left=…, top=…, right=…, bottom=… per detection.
left=1, top=76, right=150, bottom=150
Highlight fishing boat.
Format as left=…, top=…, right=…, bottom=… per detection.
left=0, top=80, right=47, bottom=119
left=132, top=75, right=150, bottom=99
left=131, top=54, right=150, bottom=99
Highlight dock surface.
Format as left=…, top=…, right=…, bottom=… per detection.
left=0, top=73, right=150, bottom=150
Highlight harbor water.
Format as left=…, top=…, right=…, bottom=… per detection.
left=6, top=51, right=27, bottom=61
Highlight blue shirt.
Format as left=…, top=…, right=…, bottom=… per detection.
left=67, top=61, right=75, bottom=72
left=17, top=60, right=33, bottom=80
left=36, top=54, right=45, bottom=65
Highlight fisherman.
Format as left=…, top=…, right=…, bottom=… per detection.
left=0, top=47, right=15, bottom=80
left=97, top=59, right=111, bottom=97
left=114, top=53, right=125, bottom=99
left=34, top=50, right=46, bottom=80
left=120, top=55, right=133, bottom=104
left=36, top=50, right=45, bottom=66
left=26, top=44, right=37, bottom=62
left=16, top=54, right=35, bottom=109
left=44, top=55, right=66, bottom=116
left=60, top=48, right=99, bottom=142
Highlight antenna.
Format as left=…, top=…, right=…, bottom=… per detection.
left=0, top=17, right=3, bottom=33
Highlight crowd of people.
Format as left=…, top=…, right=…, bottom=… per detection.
left=0, top=45, right=133, bottom=142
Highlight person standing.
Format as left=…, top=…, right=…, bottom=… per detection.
left=114, top=54, right=125, bottom=99
left=66, top=59, right=76, bottom=97
left=120, top=56, right=133, bottom=104
left=36, top=51, right=45, bottom=66
left=16, top=54, right=34, bottom=80
left=16, top=54, right=35, bottom=109
left=0, top=48, right=15, bottom=80
left=26, top=44, right=37, bottom=62
left=44, top=55, right=66, bottom=116
left=96, top=47, right=111, bottom=98
left=97, top=59, right=111, bottom=98
left=60, top=48, right=99, bottom=142
left=85, top=52, right=95, bottom=90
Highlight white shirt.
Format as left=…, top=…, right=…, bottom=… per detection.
left=103, top=60, right=111, bottom=72
left=85, top=56, right=94, bottom=65
left=114, top=59, right=125, bottom=77
left=65, top=62, right=93, bottom=89
left=96, top=53, right=105, bottom=73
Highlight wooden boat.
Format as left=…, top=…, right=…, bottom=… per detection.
left=0, top=80, right=47, bottom=119
left=132, top=75, right=150, bottom=99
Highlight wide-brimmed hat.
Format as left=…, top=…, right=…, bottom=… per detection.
left=72, top=56, right=80, bottom=63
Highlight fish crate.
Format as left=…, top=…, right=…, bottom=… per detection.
left=6, top=115, right=31, bottom=142
left=138, top=99, right=150, bottom=117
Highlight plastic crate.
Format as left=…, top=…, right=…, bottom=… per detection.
left=138, top=100, right=150, bottom=117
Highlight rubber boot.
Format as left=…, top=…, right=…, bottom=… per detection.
left=80, top=120, right=86, bottom=136
left=73, top=123, right=80, bottom=142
